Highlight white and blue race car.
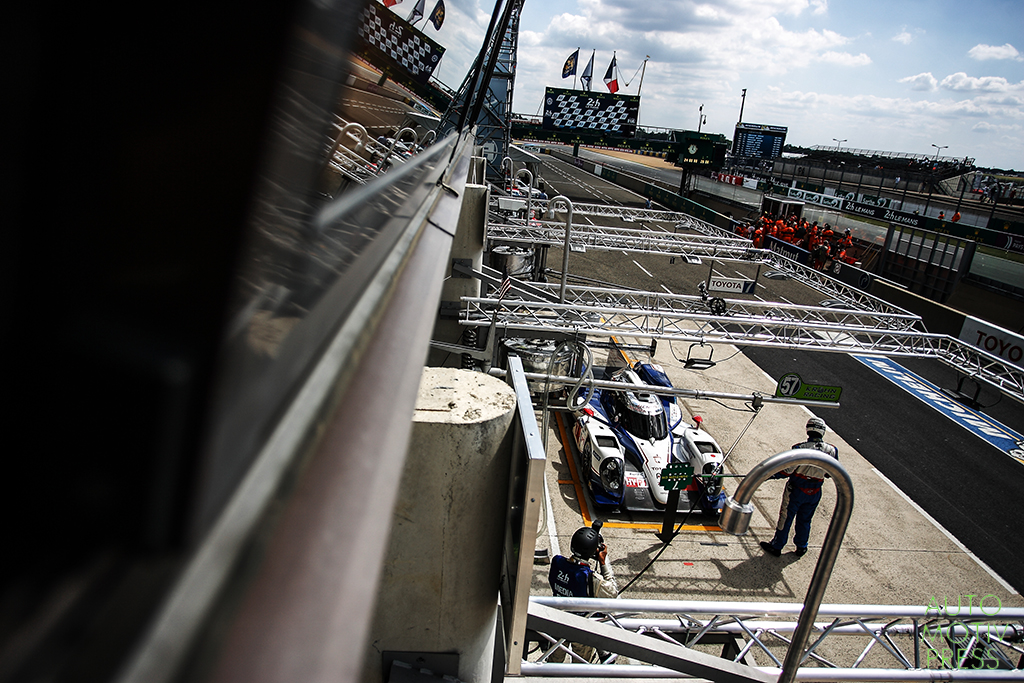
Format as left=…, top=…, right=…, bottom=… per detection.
left=572, top=362, right=727, bottom=514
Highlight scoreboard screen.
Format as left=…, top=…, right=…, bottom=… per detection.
left=542, top=87, right=640, bottom=138
left=356, top=4, right=445, bottom=86
left=732, top=122, right=787, bottom=159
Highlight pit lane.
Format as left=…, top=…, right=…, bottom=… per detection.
left=525, top=150, right=1024, bottom=607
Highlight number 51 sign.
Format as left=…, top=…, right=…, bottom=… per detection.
left=775, top=372, right=842, bottom=403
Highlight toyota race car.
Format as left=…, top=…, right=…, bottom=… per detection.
left=572, top=362, right=727, bottom=514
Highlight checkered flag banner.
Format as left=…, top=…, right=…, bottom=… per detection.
left=541, top=86, right=640, bottom=138
left=356, top=4, right=446, bottom=85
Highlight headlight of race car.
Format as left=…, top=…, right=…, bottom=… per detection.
left=600, top=458, right=623, bottom=491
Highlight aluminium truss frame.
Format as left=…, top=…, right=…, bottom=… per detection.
left=523, top=597, right=1024, bottom=680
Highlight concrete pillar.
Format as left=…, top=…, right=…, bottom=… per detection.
left=469, top=155, right=486, bottom=185
left=365, top=368, right=517, bottom=683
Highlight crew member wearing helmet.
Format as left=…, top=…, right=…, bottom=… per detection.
left=760, top=417, right=839, bottom=557
left=549, top=521, right=618, bottom=598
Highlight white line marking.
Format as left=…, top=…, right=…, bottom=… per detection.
left=660, top=284, right=673, bottom=294
left=871, top=468, right=1016, bottom=594
left=633, top=260, right=653, bottom=277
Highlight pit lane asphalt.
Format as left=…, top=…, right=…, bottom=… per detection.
left=525, top=152, right=1024, bottom=603
left=744, top=347, right=1024, bottom=594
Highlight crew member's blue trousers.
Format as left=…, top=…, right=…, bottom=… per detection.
left=769, top=481, right=822, bottom=551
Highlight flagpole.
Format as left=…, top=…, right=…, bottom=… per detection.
left=637, top=56, right=649, bottom=95
left=574, top=46, right=579, bottom=90
left=583, top=50, right=594, bottom=92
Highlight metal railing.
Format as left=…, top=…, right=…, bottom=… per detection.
left=523, top=597, right=1024, bottom=679
left=501, top=355, right=547, bottom=676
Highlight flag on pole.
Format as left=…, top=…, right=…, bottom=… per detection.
left=408, top=0, right=425, bottom=24
left=603, top=54, right=618, bottom=93
left=382, top=0, right=401, bottom=6
left=562, top=49, right=579, bottom=79
left=581, top=50, right=594, bottom=91
left=427, top=0, right=445, bottom=29
left=497, top=276, right=512, bottom=301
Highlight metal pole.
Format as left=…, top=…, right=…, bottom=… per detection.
left=954, top=175, right=968, bottom=214
left=548, top=195, right=575, bottom=303
left=832, top=139, right=846, bottom=198
left=516, top=168, right=534, bottom=222
left=501, top=156, right=513, bottom=192
left=719, top=449, right=854, bottom=683
left=925, top=144, right=947, bottom=215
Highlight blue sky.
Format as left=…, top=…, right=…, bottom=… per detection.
left=412, top=0, right=1024, bottom=170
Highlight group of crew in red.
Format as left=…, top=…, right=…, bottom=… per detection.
left=737, top=214, right=857, bottom=270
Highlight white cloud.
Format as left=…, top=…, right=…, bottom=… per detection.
left=892, top=30, right=912, bottom=45
left=939, top=72, right=1022, bottom=93
left=484, top=0, right=1024, bottom=169
left=899, top=72, right=938, bottom=91
left=967, top=43, right=1022, bottom=61
left=820, top=51, right=871, bottom=66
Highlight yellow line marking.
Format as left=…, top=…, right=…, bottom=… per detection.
left=554, top=411, right=593, bottom=527
left=612, top=335, right=636, bottom=368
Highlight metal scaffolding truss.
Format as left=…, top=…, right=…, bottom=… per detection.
left=485, top=210, right=903, bottom=314
left=460, top=290, right=1024, bottom=404
left=486, top=219, right=756, bottom=260
left=515, top=283, right=924, bottom=333
left=523, top=596, right=1024, bottom=680
left=476, top=201, right=1024, bottom=400
left=462, top=295, right=931, bottom=354
left=489, top=196, right=694, bottom=224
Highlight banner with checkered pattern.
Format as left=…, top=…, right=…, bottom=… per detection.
left=356, top=4, right=445, bottom=86
left=542, top=87, right=640, bottom=138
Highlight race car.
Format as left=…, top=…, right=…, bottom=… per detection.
left=510, top=179, right=548, bottom=199
left=572, top=362, right=727, bottom=514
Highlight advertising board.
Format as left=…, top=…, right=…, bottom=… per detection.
left=960, top=316, right=1024, bottom=369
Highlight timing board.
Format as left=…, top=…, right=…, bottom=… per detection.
left=732, top=122, right=787, bottom=160
left=356, top=4, right=445, bottom=86
left=542, top=87, right=640, bottom=138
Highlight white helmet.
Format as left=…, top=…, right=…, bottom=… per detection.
left=806, top=416, right=827, bottom=438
